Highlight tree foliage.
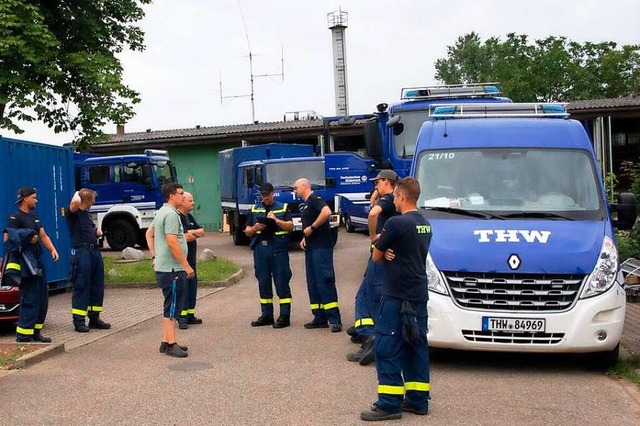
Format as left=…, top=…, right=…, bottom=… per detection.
left=435, top=32, right=640, bottom=102
left=0, top=0, right=151, bottom=149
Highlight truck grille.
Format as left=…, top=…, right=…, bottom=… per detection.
left=462, top=330, right=564, bottom=345
left=444, top=272, right=585, bottom=312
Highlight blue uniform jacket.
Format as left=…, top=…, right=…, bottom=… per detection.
left=247, top=201, right=291, bottom=250
left=3, top=227, right=40, bottom=277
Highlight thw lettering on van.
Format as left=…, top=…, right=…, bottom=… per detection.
left=474, top=230, right=551, bottom=243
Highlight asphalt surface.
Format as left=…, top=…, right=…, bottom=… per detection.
left=1, top=231, right=640, bottom=425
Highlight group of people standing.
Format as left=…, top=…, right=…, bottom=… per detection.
left=245, top=173, right=433, bottom=421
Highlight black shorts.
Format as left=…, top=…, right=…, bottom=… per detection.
left=156, top=271, right=187, bottom=319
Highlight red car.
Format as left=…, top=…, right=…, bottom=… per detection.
left=0, top=285, right=20, bottom=323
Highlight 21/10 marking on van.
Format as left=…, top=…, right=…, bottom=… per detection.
left=482, top=317, right=546, bottom=333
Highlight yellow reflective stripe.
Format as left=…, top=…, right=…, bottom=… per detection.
left=251, top=206, right=266, bottom=212
left=271, top=207, right=286, bottom=214
left=6, top=262, right=21, bottom=271
left=181, top=310, right=188, bottom=316
left=405, top=382, right=430, bottom=392
left=310, top=304, right=321, bottom=310
left=260, top=298, right=274, bottom=304
left=35, top=323, right=44, bottom=330
left=323, top=302, right=339, bottom=310
left=275, top=231, right=289, bottom=235
left=89, top=306, right=103, bottom=312
left=279, top=298, right=292, bottom=304
left=356, top=318, right=374, bottom=327
left=378, top=385, right=404, bottom=395
left=256, top=230, right=262, bottom=234
left=72, top=308, right=88, bottom=316
left=16, top=327, right=34, bottom=335
left=187, top=309, right=195, bottom=314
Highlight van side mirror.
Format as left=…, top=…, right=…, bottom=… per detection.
left=612, top=192, right=637, bottom=230
left=363, top=119, right=382, bottom=159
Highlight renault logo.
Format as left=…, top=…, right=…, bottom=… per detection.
left=508, top=254, right=521, bottom=270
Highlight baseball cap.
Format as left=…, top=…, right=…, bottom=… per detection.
left=259, top=182, right=274, bottom=194
left=370, top=170, right=398, bottom=182
left=15, top=186, right=37, bottom=204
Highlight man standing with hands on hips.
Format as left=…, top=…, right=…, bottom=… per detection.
left=146, top=183, right=194, bottom=358
left=67, top=188, right=111, bottom=332
left=293, top=178, right=342, bottom=333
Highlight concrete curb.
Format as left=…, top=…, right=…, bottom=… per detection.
left=104, top=268, right=244, bottom=289
left=14, top=343, right=66, bottom=369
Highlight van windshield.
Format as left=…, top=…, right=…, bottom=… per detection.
left=415, top=148, right=606, bottom=220
left=266, top=161, right=326, bottom=188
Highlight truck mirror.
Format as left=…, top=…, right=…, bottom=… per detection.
left=393, top=122, right=404, bottom=136
left=612, top=192, right=637, bottom=230
left=363, top=119, right=382, bottom=159
left=326, top=177, right=335, bottom=188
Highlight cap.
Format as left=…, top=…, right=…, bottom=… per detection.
left=259, top=182, right=274, bottom=194
left=15, top=186, right=37, bottom=205
left=370, top=169, right=398, bottom=182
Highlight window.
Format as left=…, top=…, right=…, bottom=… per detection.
left=88, top=166, right=110, bottom=185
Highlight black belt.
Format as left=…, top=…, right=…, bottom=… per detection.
left=73, top=243, right=99, bottom=251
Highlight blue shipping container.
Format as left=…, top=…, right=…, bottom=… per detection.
left=0, top=136, right=74, bottom=290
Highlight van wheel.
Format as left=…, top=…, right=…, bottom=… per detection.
left=344, top=214, right=355, bottom=233
left=106, top=220, right=137, bottom=251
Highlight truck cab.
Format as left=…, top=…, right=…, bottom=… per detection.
left=74, top=149, right=178, bottom=250
left=412, top=102, right=636, bottom=367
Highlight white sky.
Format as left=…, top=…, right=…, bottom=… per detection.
left=4, top=0, right=640, bottom=145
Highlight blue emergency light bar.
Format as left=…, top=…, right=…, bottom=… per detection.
left=429, top=102, right=569, bottom=119
left=401, top=83, right=501, bottom=100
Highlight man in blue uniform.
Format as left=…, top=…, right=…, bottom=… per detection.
left=348, top=169, right=399, bottom=365
left=245, top=183, right=294, bottom=328
left=361, top=177, right=432, bottom=421
left=3, top=186, right=59, bottom=342
left=178, top=192, right=205, bottom=330
left=67, top=189, right=111, bottom=332
left=294, top=178, right=342, bottom=333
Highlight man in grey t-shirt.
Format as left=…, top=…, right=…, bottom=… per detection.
left=146, top=183, right=195, bottom=358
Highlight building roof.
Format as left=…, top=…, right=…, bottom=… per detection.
left=567, top=97, right=640, bottom=112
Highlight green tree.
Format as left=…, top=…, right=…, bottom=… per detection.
left=0, top=0, right=151, bottom=149
left=435, top=32, right=640, bottom=102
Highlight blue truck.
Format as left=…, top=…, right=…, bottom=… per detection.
left=333, top=83, right=511, bottom=232
left=1, top=136, right=75, bottom=322
left=410, top=102, right=636, bottom=367
left=219, top=143, right=340, bottom=245
left=73, top=149, right=178, bottom=251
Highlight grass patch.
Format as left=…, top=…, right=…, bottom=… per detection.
left=103, top=257, right=240, bottom=286
left=608, top=356, right=640, bottom=389
left=0, top=344, right=41, bottom=369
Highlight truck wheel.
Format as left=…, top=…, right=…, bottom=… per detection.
left=231, top=214, right=250, bottom=246
left=332, top=227, right=339, bottom=247
left=586, top=343, right=620, bottom=370
left=344, top=214, right=356, bottom=233
left=106, top=220, right=137, bottom=251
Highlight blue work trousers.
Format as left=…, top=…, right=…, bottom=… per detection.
left=180, top=269, right=198, bottom=320
left=374, top=298, right=430, bottom=414
left=304, top=247, right=341, bottom=325
left=254, top=243, right=292, bottom=317
left=70, top=248, right=105, bottom=325
left=355, top=256, right=384, bottom=338
left=16, top=261, right=48, bottom=340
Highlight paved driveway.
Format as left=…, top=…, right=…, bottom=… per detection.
left=0, top=231, right=639, bottom=425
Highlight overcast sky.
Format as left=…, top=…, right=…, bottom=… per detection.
left=4, top=0, right=640, bottom=145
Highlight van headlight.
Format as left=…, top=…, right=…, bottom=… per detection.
left=580, top=236, right=618, bottom=299
left=427, top=253, right=449, bottom=295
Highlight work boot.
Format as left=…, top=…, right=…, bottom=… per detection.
left=178, top=321, right=189, bottom=330
left=74, top=323, right=90, bottom=333
left=88, top=318, right=111, bottom=329
left=346, top=325, right=357, bottom=336
left=164, top=343, right=188, bottom=358
left=303, top=321, right=328, bottom=329
left=16, top=336, right=34, bottom=343
left=360, top=404, right=402, bottom=421
left=401, top=403, right=429, bottom=415
left=330, top=323, right=343, bottom=333
left=351, top=333, right=366, bottom=344
left=187, top=316, right=203, bottom=325
left=159, top=342, right=189, bottom=353
left=273, top=315, right=290, bottom=329
left=251, top=315, right=274, bottom=327
left=359, top=335, right=375, bottom=366
left=33, top=333, right=52, bottom=343
left=347, top=347, right=364, bottom=362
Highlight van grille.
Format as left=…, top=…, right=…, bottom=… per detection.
left=462, top=329, right=564, bottom=344
left=444, top=272, right=585, bottom=312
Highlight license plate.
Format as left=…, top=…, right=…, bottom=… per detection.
left=482, top=317, right=546, bottom=333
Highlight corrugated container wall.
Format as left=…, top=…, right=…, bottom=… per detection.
left=0, top=136, right=74, bottom=289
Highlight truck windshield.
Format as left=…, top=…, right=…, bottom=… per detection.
left=266, top=161, right=325, bottom=188
left=151, top=160, right=177, bottom=185
left=393, top=110, right=429, bottom=157
left=415, top=148, right=606, bottom=220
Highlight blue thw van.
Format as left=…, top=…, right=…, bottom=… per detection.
left=412, top=103, right=636, bottom=367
